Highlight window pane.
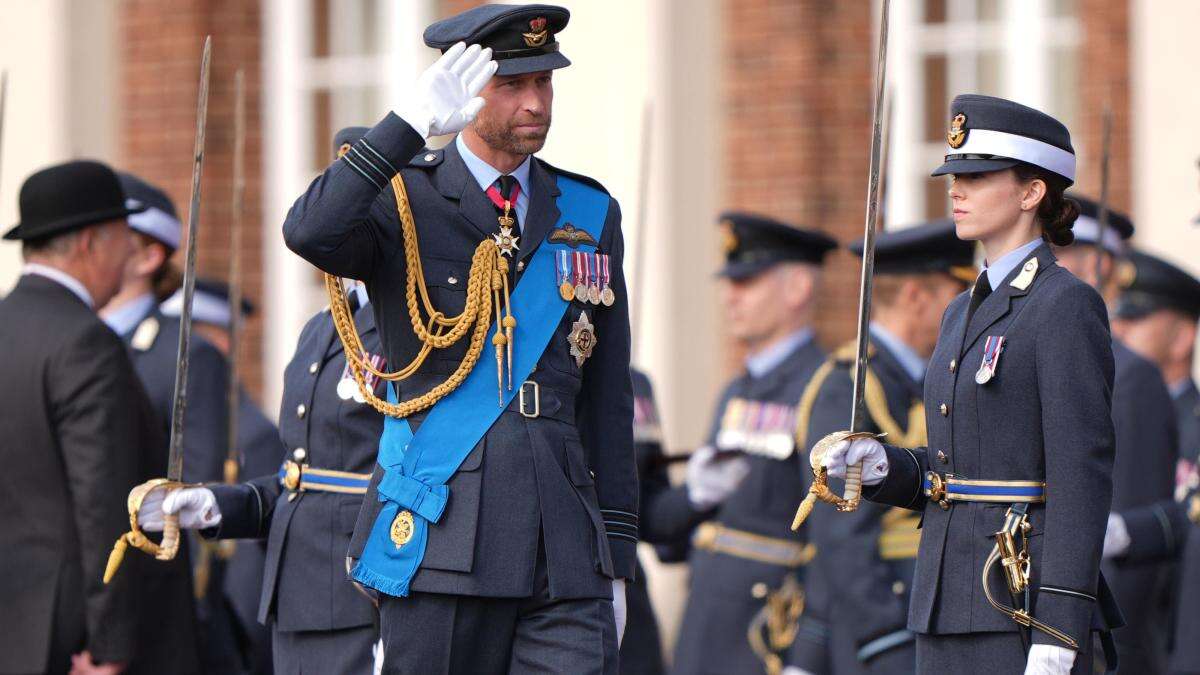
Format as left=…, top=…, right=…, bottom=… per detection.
left=312, top=0, right=331, bottom=58
left=977, top=0, right=1002, bottom=22
left=924, top=55, right=948, bottom=143
left=328, top=0, right=384, bottom=57
left=1051, top=0, right=1078, bottom=17
left=1049, top=46, right=1079, bottom=140
left=925, top=0, right=947, bottom=24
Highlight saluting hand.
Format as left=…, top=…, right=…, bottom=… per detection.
left=398, top=42, right=498, bottom=138
left=822, top=436, right=888, bottom=486
left=137, top=486, right=221, bottom=531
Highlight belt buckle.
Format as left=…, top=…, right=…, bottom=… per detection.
left=519, top=380, right=540, bottom=418
left=283, top=460, right=303, bottom=492
left=926, top=471, right=950, bottom=510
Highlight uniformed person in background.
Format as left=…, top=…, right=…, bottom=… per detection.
left=1101, top=250, right=1200, bottom=673
left=0, top=161, right=149, bottom=675
left=822, top=95, right=1119, bottom=675
left=670, top=212, right=836, bottom=675
left=94, top=172, right=202, bottom=674
left=271, top=4, right=637, bottom=671
left=1049, top=197, right=1179, bottom=673
left=786, top=220, right=975, bottom=675
left=161, top=278, right=286, bottom=675
left=141, top=127, right=387, bottom=674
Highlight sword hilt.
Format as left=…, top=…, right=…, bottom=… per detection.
left=158, top=513, right=181, bottom=561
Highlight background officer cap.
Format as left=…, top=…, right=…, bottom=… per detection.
left=848, top=218, right=977, bottom=284
left=118, top=172, right=182, bottom=250
left=1065, top=194, right=1134, bottom=255
left=424, top=4, right=570, bottom=77
left=5, top=160, right=146, bottom=242
left=716, top=211, right=837, bottom=280
left=333, top=126, right=368, bottom=159
left=1113, top=250, right=1200, bottom=322
left=161, top=278, right=255, bottom=329
left=931, top=94, right=1076, bottom=185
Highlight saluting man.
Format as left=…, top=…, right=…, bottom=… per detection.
left=1049, top=198, right=1179, bottom=673
left=139, top=128, right=388, bottom=674
left=787, top=220, right=974, bottom=675
left=671, top=213, right=836, bottom=675
left=277, top=5, right=634, bottom=671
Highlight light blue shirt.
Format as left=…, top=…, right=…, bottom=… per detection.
left=1170, top=378, right=1192, bottom=400
left=870, top=323, right=927, bottom=384
left=745, top=328, right=814, bottom=379
left=456, top=135, right=532, bottom=226
left=983, top=237, right=1043, bottom=289
left=103, top=292, right=156, bottom=337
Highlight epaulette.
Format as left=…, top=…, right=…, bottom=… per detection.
left=408, top=148, right=444, bottom=168
left=537, top=158, right=610, bottom=195
left=130, top=316, right=160, bottom=352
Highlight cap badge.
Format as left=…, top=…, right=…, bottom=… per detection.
left=524, top=17, right=549, bottom=47
left=720, top=219, right=739, bottom=255
left=1116, top=260, right=1137, bottom=289
left=947, top=113, right=968, bottom=149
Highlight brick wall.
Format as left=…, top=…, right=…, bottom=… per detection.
left=1076, top=0, right=1132, bottom=215
left=118, top=0, right=265, bottom=403
left=722, top=0, right=876, bottom=356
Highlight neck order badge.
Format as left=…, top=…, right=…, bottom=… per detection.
left=352, top=176, right=609, bottom=597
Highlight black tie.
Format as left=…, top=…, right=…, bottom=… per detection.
left=495, top=175, right=521, bottom=236
left=967, top=271, right=992, bottom=324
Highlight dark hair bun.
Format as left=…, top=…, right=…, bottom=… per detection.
left=1043, top=196, right=1078, bottom=247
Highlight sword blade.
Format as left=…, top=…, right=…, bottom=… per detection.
left=849, top=0, right=892, bottom=433
left=225, top=68, right=246, bottom=483
left=167, top=36, right=213, bottom=482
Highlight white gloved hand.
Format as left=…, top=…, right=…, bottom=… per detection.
left=372, top=638, right=385, bottom=675
left=821, top=437, right=888, bottom=485
left=138, top=486, right=221, bottom=531
left=781, top=668, right=816, bottom=675
left=612, top=579, right=627, bottom=648
left=686, top=446, right=751, bottom=510
left=1024, top=644, right=1076, bottom=675
left=397, top=42, right=497, bottom=138
left=1102, top=512, right=1131, bottom=559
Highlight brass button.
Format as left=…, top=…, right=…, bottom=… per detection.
left=936, top=450, right=948, bottom=464
left=309, top=362, right=319, bottom=375
left=424, top=153, right=436, bottom=162
left=448, top=276, right=458, bottom=285
left=292, top=447, right=307, bottom=462
left=949, top=359, right=957, bottom=373
left=939, top=403, right=949, bottom=416
left=517, top=261, right=525, bottom=271
left=297, top=403, right=307, bottom=419
left=892, top=581, right=906, bottom=595
left=751, top=582, right=768, bottom=599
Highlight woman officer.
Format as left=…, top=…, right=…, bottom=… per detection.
left=820, top=94, right=1118, bottom=675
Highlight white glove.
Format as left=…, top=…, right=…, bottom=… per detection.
left=686, top=446, right=751, bottom=510
left=781, top=668, right=815, bottom=675
left=1024, top=644, right=1076, bottom=675
left=138, top=486, right=221, bottom=531
left=1102, top=512, right=1131, bottom=559
left=821, top=437, right=888, bottom=486
left=397, top=42, right=497, bottom=138
left=372, top=638, right=384, bottom=675
left=613, top=579, right=627, bottom=648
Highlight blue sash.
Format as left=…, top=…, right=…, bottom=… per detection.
left=351, top=176, right=609, bottom=597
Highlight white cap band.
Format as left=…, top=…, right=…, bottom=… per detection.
left=126, top=200, right=182, bottom=249
left=161, top=290, right=232, bottom=328
left=946, top=128, right=1076, bottom=181
left=1070, top=214, right=1126, bottom=255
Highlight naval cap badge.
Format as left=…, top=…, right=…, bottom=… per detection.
left=947, top=113, right=968, bottom=149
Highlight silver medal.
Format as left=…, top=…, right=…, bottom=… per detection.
left=975, top=367, right=992, bottom=385
left=337, top=377, right=358, bottom=401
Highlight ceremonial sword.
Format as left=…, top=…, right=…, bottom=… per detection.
left=792, top=0, right=891, bottom=530
left=104, top=37, right=212, bottom=583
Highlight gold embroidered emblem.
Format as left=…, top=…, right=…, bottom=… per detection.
left=523, top=17, right=549, bottom=47
left=390, top=510, right=415, bottom=548
left=548, top=223, right=598, bottom=248
left=567, top=311, right=597, bottom=367
left=720, top=219, right=739, bottom=255
left=947, top=113, right=968, bottom=149
left=1116, top=259, right=1137, bottom=288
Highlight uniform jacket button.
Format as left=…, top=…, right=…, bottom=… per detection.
left=936, top=450, right=948, bottom=464
left=292, top=447, right=307, bottom=462
left=297, top=403, right=307, bottom=419
left=949, top=359, right=957, bottom=373
left=939, top=403, right=949, bottom=416
left=751, top=582, right=768, bottom=599
left=309, top=361, right=319, bottom=374
left=517, top=261, right=525, bottom=271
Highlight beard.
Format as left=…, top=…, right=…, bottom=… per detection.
left=473, top=110, right=552, bottom=156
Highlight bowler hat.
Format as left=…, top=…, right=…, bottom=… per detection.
left=5, top=160, right=146, bottom=241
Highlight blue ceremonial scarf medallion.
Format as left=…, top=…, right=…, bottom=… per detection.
left=351, top=176, right=610, bottom=597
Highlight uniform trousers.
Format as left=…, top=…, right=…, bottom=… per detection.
left=916, top=631, right=1095, bottom=675
left=378, top=545, right=618, bottom=674
left=272, top=624, right=378, bottom=675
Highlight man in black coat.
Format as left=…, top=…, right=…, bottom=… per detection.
left=1053, top=199, right=1179, bottom=673
left=0, top=160, right=150, bottom=675
left=670, top=213, right=837, bottom=675
left=787, top=220, right=974, bottom=675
